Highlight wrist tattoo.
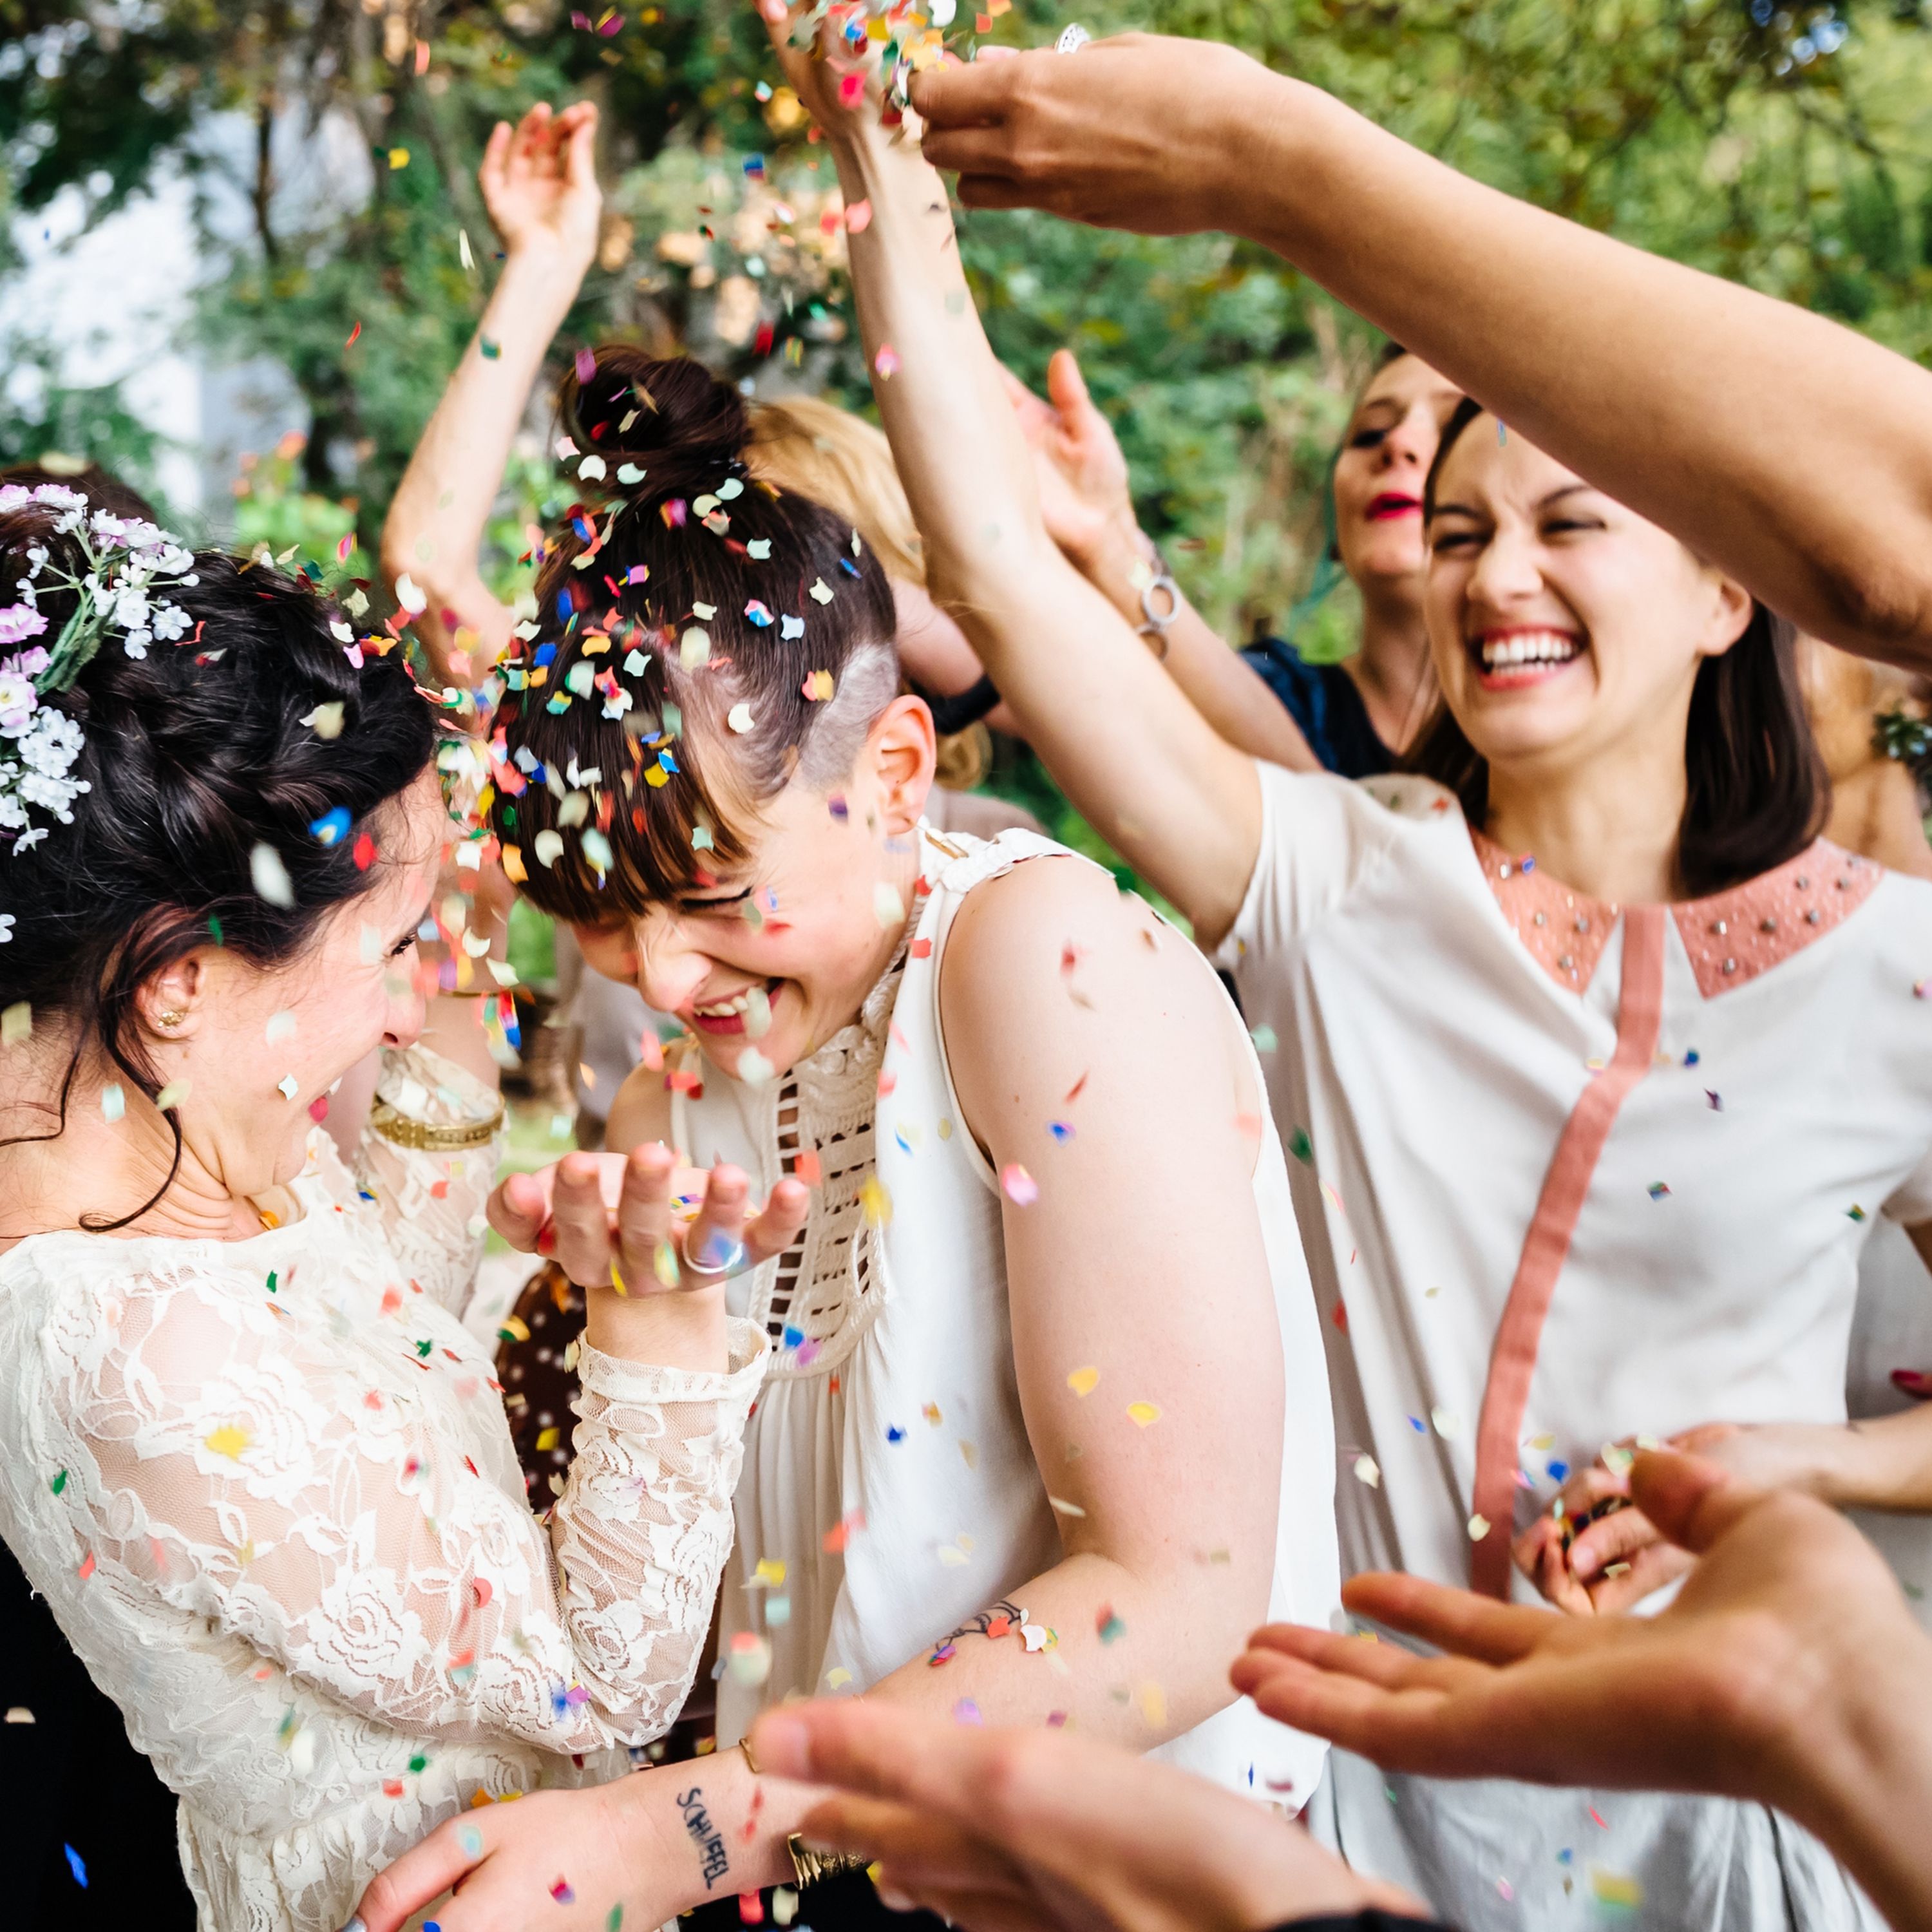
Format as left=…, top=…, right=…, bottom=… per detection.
left=677, top=1786, right=730, bottom=1891
left=928, top=1597, right=1049, bottom=1665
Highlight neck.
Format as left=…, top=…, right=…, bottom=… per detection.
left=1348, top=583, right=1435, bottom=752
left=1484, top=739, right=1688, bottom=905
left=0, top=1037, right=262, bottom=1249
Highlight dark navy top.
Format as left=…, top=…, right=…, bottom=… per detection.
left=1240, top=636, right=1394, bottom=780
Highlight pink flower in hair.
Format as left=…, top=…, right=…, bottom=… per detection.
left=0, top=603, right=48, bottom=647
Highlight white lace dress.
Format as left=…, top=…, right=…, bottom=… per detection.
left=0, top=1045, right=767, bottom=1932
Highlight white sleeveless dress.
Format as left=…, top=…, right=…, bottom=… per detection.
left=673, top=825, right=1340, bottom=1801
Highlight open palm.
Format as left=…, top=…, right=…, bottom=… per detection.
left=480, top=100, right=603, bottom=270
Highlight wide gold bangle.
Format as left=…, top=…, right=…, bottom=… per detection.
left=785, top=1833, right=872, bottom=1888
left=368, top=1100, right=505, bottom=1152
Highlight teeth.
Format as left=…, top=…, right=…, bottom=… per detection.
left=697, top=981, right=774, bottom=1022
left=1479, top=630, right=1580, bottom=668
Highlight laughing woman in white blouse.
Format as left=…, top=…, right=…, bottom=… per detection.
left=0, top=482, right=800, bottom=1932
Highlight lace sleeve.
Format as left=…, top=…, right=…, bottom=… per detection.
left=50, top=1253, right=766, bottom=1755
left=350, top=1044, right=503, bottom=1319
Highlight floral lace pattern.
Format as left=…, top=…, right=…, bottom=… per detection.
left=0, top=1045, right=766, bottom=1932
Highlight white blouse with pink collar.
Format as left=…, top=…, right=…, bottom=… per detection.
left=1220, top=764, right=1932, bottom=1932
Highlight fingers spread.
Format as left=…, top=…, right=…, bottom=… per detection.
left=613, top=1142, right=676, bottom=1282
left=1229, top=1653, right=1479, bottom=1776
left=548, top=1151, right=619, bottom=1285
left=744, top=1176, right=811, bottom=1265
left=1339, top=1573, right=1559, bottom=1667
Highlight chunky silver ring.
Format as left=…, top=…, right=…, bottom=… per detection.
left=1055, top=23, right=1091, bottom=53
left=679, top=1231, right=750, bottom=1283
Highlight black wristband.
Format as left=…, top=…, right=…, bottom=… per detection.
left=920, top=674, right=1001, bottom=736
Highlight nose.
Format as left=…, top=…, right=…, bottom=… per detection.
left=632, top=910, right=713, bottom=1015
left=1463, top=520, right=1546, bottom=611
left=1380, top=402, right=1435, bottom=474
left=383, top=964, right=428, bottom=1051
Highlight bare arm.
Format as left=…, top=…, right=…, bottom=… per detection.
left=381, top=102, right=601, bottom=685
left=765, top=32, right=1261, bottom=942
left=913, top=37, right=1932, bottom=673
left=1005, top=352, right=1320, bottom=774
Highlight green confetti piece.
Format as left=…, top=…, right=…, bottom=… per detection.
left=266, top=1271, right=278, bottom=1294
left=1288, top=1127, right=1313, bottom=1166
left=50, top=1469, right=66, bottom=1495
left=607, top=1909, right=624, bottom=1932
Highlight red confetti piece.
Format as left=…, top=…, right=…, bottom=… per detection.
left=352, top=833, right=377, bottom=871
left=552, top=1879, right=576, bottom=1905
left=910, top=938, right=933, bottom=958
left=308, top=1095, right=330, bottom=1124
left=77, top=1552, right=95, bottom=1581
left=345, top=321, right=361, bottom=349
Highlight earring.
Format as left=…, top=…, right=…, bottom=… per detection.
left=156, top=1010, right=186, bottom=1028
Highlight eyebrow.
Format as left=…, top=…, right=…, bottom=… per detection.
left=1428, top=482, right=1601, bottom=522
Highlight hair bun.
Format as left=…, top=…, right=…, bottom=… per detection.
left=562, top=348, right=748, bottom=502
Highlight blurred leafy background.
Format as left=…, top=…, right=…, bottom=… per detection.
left=3, top=0, right=1930, bottom=875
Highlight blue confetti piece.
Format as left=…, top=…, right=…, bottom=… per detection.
left=534, top=643, right=558, bottom=667
left=1048, top=1121, right=1074, bottom=1142
left=1547, top=1459, right=1569, bottom=1482
left=886, top=1425, right=906, bottom=1443
left=782, top=1325, right=805, bottom=1349
left=1408, top=1415, right=1426, bottom=1433
left=1648, top=1181, right=1671, bottom=1200
left=744, top=600, right=774, bottom=627
left=1682, top=1048, right=1700, bottom=1067
left=838, top=557, right=861, bottom=577
left=309, top=805, right=352, bottom=847
left=64, top=1845, right=87, bottom=1888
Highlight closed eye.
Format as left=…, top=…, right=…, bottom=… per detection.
left=674, top=888, right=752, bottom=916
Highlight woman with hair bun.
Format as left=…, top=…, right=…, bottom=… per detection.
left=348, top=341, right=1349, bottom=1932
left=0, top=477, right=800, bottom=1932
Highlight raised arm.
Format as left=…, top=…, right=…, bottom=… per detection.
left=381, top=102, right=602, bottom=687
left=1003, top=351, right=1320, bottom=774
left=912, top=36, right=1932, bottom=674
left=765, top=24, right=1262, bottom=941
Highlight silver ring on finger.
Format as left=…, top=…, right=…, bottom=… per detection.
left=679, top=1231, right=750, bottom=1283
left=1055, top=23, right=1091, bottom=52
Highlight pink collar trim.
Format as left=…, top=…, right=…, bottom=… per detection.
left=1468, top=829, right=1880, bottom=998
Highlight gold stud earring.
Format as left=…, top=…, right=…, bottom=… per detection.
left=157, top=1010, right=186, bottom=1029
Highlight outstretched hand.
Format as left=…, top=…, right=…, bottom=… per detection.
left=909, top=34, right=1269, bottom=234
left=1000, top=350, right=1139, bottom=574
left=488, top=1144, right=808, bottom=1294
left=1229, top=1451, right=1904, bottom=1815
left=744, top=1699, right=1408, bottom=1932
left=479, top=100, right=603, bottom=272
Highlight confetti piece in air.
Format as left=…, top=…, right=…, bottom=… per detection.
left=1048, top=1120, right=1074, bottom=1142
left=1353, top=1453, right=1381, bottom=1488
left=480, top=337, right=501, bottom=360
left=873, top=880, right=906, bottom=928
left=1096, top=1605, right=1126, bottom=1643
left=345, top=321, right=361, bottom=349
left=301, top=701, right=345, bottom=739
left=277, top=1075, right=299, bottom=1101
left=838, top=70, right=864, bottom=106
left=64, top=1844, right=87, bottom=1888
left=101, top=1083, right=124, bottom=1122
left=1848, top=1203, right=1868, bottom=1222
left=1066, top=1366, right=1099, bottom=1397
left=155, top=1079, right=188, bottom=1110
left=1048, top=1494, right=1086, bottom=1517
left=1468, top=1513, right=1492, bottom=1540
left=1001, top=1163, right=1038, bottom=1206
left=844, top=198, right=873, bottom=233
left=251, top=842, right=294, bottom=907
left=551, top=1877, right=576, bottom=1905
left=1705, top=1089, right=1722, bottom=1110
left=575, top=347, right=598, bottom=384
left=388, top=147, right=410, bottom=170
left=1127, top=1401, right=1162, bottom=1428
left=1287, top=1127, right=1312, bottom=1165
left=1647, top=1181, right=1671, bottom=1200
left=1590, top=1871, right=1643, bottom=1909
left=727, top=703, right=755, bottom=734
left=875, top=344, right=901, bottom=379
left=609, top=1909, right=625, bottom=1932
left=310, top=806, right=352, bottom=847
left=737, top=1048, right=775, bottom=1088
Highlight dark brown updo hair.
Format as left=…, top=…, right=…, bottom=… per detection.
left=1406, top=396, right=1825, bottom=896
left=490, top=350, right=901, bottom=925
left=0, top=476, right=438, bottom=1229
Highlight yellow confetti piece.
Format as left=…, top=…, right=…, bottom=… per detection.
left=753, top=1558, right=787, bottom=1588
left=388, top=146, right=410, bottom=169
left=204, top=1425, right=251, bottom=1460
left=535, top=1427, right=560, bottom=1452
left=1127, top=1401, right=1162, bottom=1428
left=1467, top=1513, right=1492, bottom=1540
left=826, top=1666, right=853, bottom=1689
left=1, top=1001, right=30, bottom=1045
left=859, top=1175, right=892, bottom=1227
left=1590, top=1871, right=1644, bottom=1909
left=1135, top=1680, right=1167, bottom=1728
left=497, top=1314, right=531, bottom=1344
left=608, top=1257, right=627, bottom=1297
left=1066, top=1367, right=1099, bottom=1397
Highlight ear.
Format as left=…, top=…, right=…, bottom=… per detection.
left=140, top=952, right=209, bottom=1044
left=1696, top=570, right=1756, bottom=661
left=862, top=693, right=938, bottom=838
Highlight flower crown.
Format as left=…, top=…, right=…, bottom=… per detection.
left=0, top=483, right=198, bottom=855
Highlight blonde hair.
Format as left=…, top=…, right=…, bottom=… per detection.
left=748, top=396, right=988, bottom=789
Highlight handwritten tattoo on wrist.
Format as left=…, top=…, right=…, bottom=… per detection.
left=677, top=1786, right=730, bottom=1891
left=928, top=1598, right=1030, bottom=1665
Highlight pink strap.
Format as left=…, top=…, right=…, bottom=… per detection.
left=1468, top=905, right=1667, bottom=1597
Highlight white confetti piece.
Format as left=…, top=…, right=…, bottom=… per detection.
left=250, top=844, right=294, bottom=907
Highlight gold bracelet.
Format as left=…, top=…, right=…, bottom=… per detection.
left=368, top=1100, right=506, bottom=1152
left=785, top=1832, right=872, bottom=1888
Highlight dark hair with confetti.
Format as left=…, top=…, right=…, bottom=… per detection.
left=489, top=349, right=901, bottom=924
left=1408, top=396, right=1826, bottom=896
left=0, top=487, right=438, bottom=1230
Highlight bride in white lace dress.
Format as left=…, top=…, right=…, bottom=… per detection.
left=0, top=483, right=805, bottom=1932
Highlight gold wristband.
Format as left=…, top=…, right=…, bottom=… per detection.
left=368, top=1099, right=506, bottom=1152
left=785, top=1832, right=872, bottom=1888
